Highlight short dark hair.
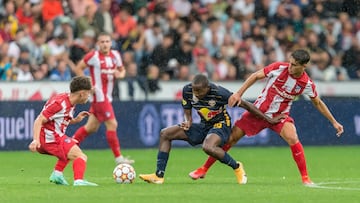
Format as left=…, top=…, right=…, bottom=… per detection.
left=97, top=32, right=111, bottom=41
left=70, top=76, right=92, bottom=93
left=291, top=49, right=310, bottom=65
left=192, top=74, right=209, bottom=88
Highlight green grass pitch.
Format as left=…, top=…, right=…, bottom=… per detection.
left=1, top=146, right=360, bottom=203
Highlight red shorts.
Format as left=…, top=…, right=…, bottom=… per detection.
left=89, top=101, right=115, bottom=122
left=234, top=111, right=294, bottom=136
left=37, top=134, right=76, bottom=161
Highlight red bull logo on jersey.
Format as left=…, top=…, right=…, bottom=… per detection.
left=198, top=108, right=222, bottom=121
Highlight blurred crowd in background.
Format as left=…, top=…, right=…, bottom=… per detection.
left=0, top=0, right=360, bottom=92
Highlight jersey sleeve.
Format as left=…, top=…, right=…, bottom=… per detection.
left=41, top=101, right=62, bottom=120
left=112, top=50, right=123, bottom=67
left=302, top=79, right=318, bottom=99
left=217, top=85, right=233, bottom=101
left=83, top=50, right=96, bottom=66
left=182, top=85, right=192, bottom=110
left=263, top=62, right=283, bottom=77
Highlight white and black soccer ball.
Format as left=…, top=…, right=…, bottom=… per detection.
left=113, top=163, right=136, bottom=184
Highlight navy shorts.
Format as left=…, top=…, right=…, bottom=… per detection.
left=183, top=122, right=231, bottom=146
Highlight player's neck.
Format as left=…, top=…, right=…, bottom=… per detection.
left=100, top=50, right=110, bottom=56
left=68, top=94, right=78, bottom=106
left=291, top=72, right=303, bottom=78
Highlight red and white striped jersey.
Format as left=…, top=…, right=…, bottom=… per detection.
left=41, top=93, right=75, bottom=143
left=84, top=50, right=123, bottom=102
left=254, top=62, right=318, bottom=118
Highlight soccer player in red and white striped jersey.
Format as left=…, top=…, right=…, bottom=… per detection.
left=29, top=76, right=97, bottom=186
left=189, top=49, right=344, bottom=185
left=71, top=32, right=134, bottom=165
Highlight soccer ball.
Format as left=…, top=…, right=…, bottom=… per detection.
left=113, top=163, right=136, bottom=184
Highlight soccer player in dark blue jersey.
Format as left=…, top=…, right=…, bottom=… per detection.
left=139, top=74, right=283, bottom=184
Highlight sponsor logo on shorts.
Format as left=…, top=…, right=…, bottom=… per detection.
left=64, top=138, right=71, bottom=143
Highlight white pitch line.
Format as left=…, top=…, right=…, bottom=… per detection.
left=307, top=180, right=360, bottom=191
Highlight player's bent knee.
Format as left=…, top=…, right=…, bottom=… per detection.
left=201, top=144, right=215, bottom=156
left=159, top=129, right=169, bottom=140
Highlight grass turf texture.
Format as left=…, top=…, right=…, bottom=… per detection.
left=1, top=146, right=360, bottom=203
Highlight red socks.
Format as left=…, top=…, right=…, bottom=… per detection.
left=54, top=159, right=69, bottom=172
left=73, top=157, right=86, bottom=180
left=106, top=130, right=121, bottom=158
left=290, top=142, right=308, bottom=178
left=73, top=128, right=121, bottom=158
left=203, top=143, right=232, bottom=169
left=72, top=126, right=89, bottom=144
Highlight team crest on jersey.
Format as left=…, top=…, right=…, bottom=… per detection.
left=112, top=58, right=117, bottom=65
left=294, top=85, right=302, bottom=93
left=192, top=95, right=199, bottom=103
left=208, top=100, right=216, bottom=107
left=182, top=99, right=187, bottom=105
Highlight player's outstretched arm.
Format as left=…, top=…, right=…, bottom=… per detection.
left=229, top=70, right=266, bottom=107
left=70, top=111, right=90, bottom=124
left=311, top=96, right=344, bottom=137
left=238, top=99, right=285, bottom=124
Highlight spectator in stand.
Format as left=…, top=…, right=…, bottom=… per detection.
left=15, top=1, right=34, bottom=32
left=342, top=38, right=360, bottom=79
left=174, top=40, right=193, bottom=66
left=0, top=0, right=18, bottom=39
left=308, top=50, right=331, bottom=81
left=233, top=0, right=255, bottom=21
left=29, top=31, right=47, bottom=66
left=49, top=59, right=73, bottom=81
left=41, top=0, right=64, bottom=22
left=7, top=28, right=25, bottom=65
left=230, top=47, right=254, bottom=80
left=93, top=0, right=114, bottom=35
left=144, top=16, right=163, bottom=53
left=47, top=32, right=68, bottom=60
left=68, top=0, right=97, bottom=19
left=0, top=52, right=12, bottom=81
left=324, top=55, right=350, bottom=81
left=189, top=48, right=215, bottom=79
left=212, top=51, right=236, bottom=81
left=53, top=16, right=75, bottom=47
left=75, top=5, right=97, bottom=38
left=145, top=64, right=161, bottom=93
left=14, top=58, right=33, bottom=81
left=172, top=0, right=192, bottom=18
left=124, top=62, right=140, bottom=100
left=0, top=18, right=13, bottom=42
left=177, top=64, right=191, bottom=81
left=33, top=63, right=50, bottom=81
left=113, top=5, right=137, bottom=51
left=202, top=16, right=224, bottom=56
left=150, top=33, right=177, bottom=79
left=70, top=29, right=96, bottom=65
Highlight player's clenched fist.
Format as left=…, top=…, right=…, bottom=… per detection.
left=29, top=140, right=40, bottom=152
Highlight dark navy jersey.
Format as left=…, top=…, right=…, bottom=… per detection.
left=182, top=82, right=232, bottom=126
